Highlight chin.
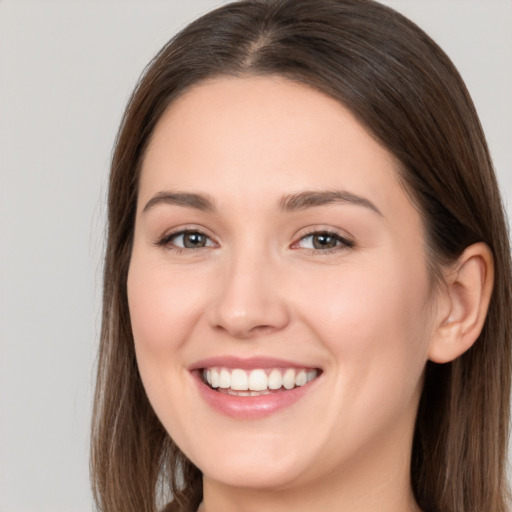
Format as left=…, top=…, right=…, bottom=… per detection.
left=188, top=436, right=312, bottom=490
left=201, top=459, right=302, bottom=490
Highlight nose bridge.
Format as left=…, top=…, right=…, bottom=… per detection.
left=209, top=238, right=290, bottom=338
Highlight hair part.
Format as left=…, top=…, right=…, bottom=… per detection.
left=91, top=1, right=512, bottom=511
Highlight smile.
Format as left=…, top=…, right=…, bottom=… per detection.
left=202, top=367, right=319, bottom=396
left=191, top=357, right=322, bottom=418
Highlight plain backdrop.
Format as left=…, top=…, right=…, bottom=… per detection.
left=0, top=1, right=511, bottom=511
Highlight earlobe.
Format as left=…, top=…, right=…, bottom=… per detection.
left=428, top=243, right=494, bottom=364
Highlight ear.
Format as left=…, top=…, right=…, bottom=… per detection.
left=428, top=242, right=494, bottom=364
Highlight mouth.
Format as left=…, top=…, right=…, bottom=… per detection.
left=190, top=357, right=323, bottom=418
left=201, top=367, right=321, bottom=396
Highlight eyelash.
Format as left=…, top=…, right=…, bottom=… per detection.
left=155, top=228, right=355, bottom=255
left=292, top=230, right=355, bottom=254
left=155, top=229, right=216, bottom=254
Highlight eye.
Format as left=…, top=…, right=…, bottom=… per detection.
left=295, top=231, right=354, bottom=252
left=157, top=230, right=215, bottom=250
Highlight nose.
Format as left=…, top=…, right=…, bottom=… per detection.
left=208, top=249, right=291, bottom=339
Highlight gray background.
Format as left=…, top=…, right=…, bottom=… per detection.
left=0, top=1, right=511, bottom=511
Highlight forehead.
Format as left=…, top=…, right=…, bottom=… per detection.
left=139, top=76, right=408, bottom=218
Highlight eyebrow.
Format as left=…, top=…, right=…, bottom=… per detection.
left=143, top=191, right=216, bottom=213
left=278, top=190, right=383, bottom=216
left=142, top=189, right=382, bottom=216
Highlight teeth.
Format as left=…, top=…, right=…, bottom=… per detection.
left=282, top=369, right=295, bottom=389
left=295, top=370, right=307, bottom=386
left=248, top=369, right=268, bottom=391
left=231, top=369, right=248, bottom=391
left=203, top=367, right=319, bottom=393
left=219, top=368, right=230, bottom=389
left=268, top=369, right=282, bottom=390
left=210, top=369, right=219, bottom=388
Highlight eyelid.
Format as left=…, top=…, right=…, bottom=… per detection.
left=154, top=225, right=218, bottom=249
left=290, top=225, right=355, bottom=251
left=153, top=224, right=354, bottom=253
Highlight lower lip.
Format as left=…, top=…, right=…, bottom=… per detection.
left=192, top=371, right=319, bottom=420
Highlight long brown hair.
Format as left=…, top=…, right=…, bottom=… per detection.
left=91, top=1, right=512, bottom=511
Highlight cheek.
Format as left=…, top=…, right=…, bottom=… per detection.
left=127, top=258, right=206, bottom=355
left=307, top=260, right=430, bottom=333
left=126, top=255, right=204, bottom=444
left=298, top=257, right=433, bottom=394
left=126, top=254, right=204, bottom=416
left=299, top=263, right=432, bottom=456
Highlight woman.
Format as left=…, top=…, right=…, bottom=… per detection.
left=90, top=1, right=512, bottom=511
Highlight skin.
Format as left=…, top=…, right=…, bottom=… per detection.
left=127, top=76, right=492, bottom=512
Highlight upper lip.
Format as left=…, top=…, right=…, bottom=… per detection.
left=189, top=356, right=320, bottom=371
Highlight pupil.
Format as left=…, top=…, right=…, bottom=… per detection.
left=313, top=233, right=337, bottom=249
left=184, top=232, right=206, bottom=248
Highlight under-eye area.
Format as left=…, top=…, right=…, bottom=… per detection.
left=201, top=367, right=321, bottom=396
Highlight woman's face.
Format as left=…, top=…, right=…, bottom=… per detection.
left=128, top=76, right=438, bottom=492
